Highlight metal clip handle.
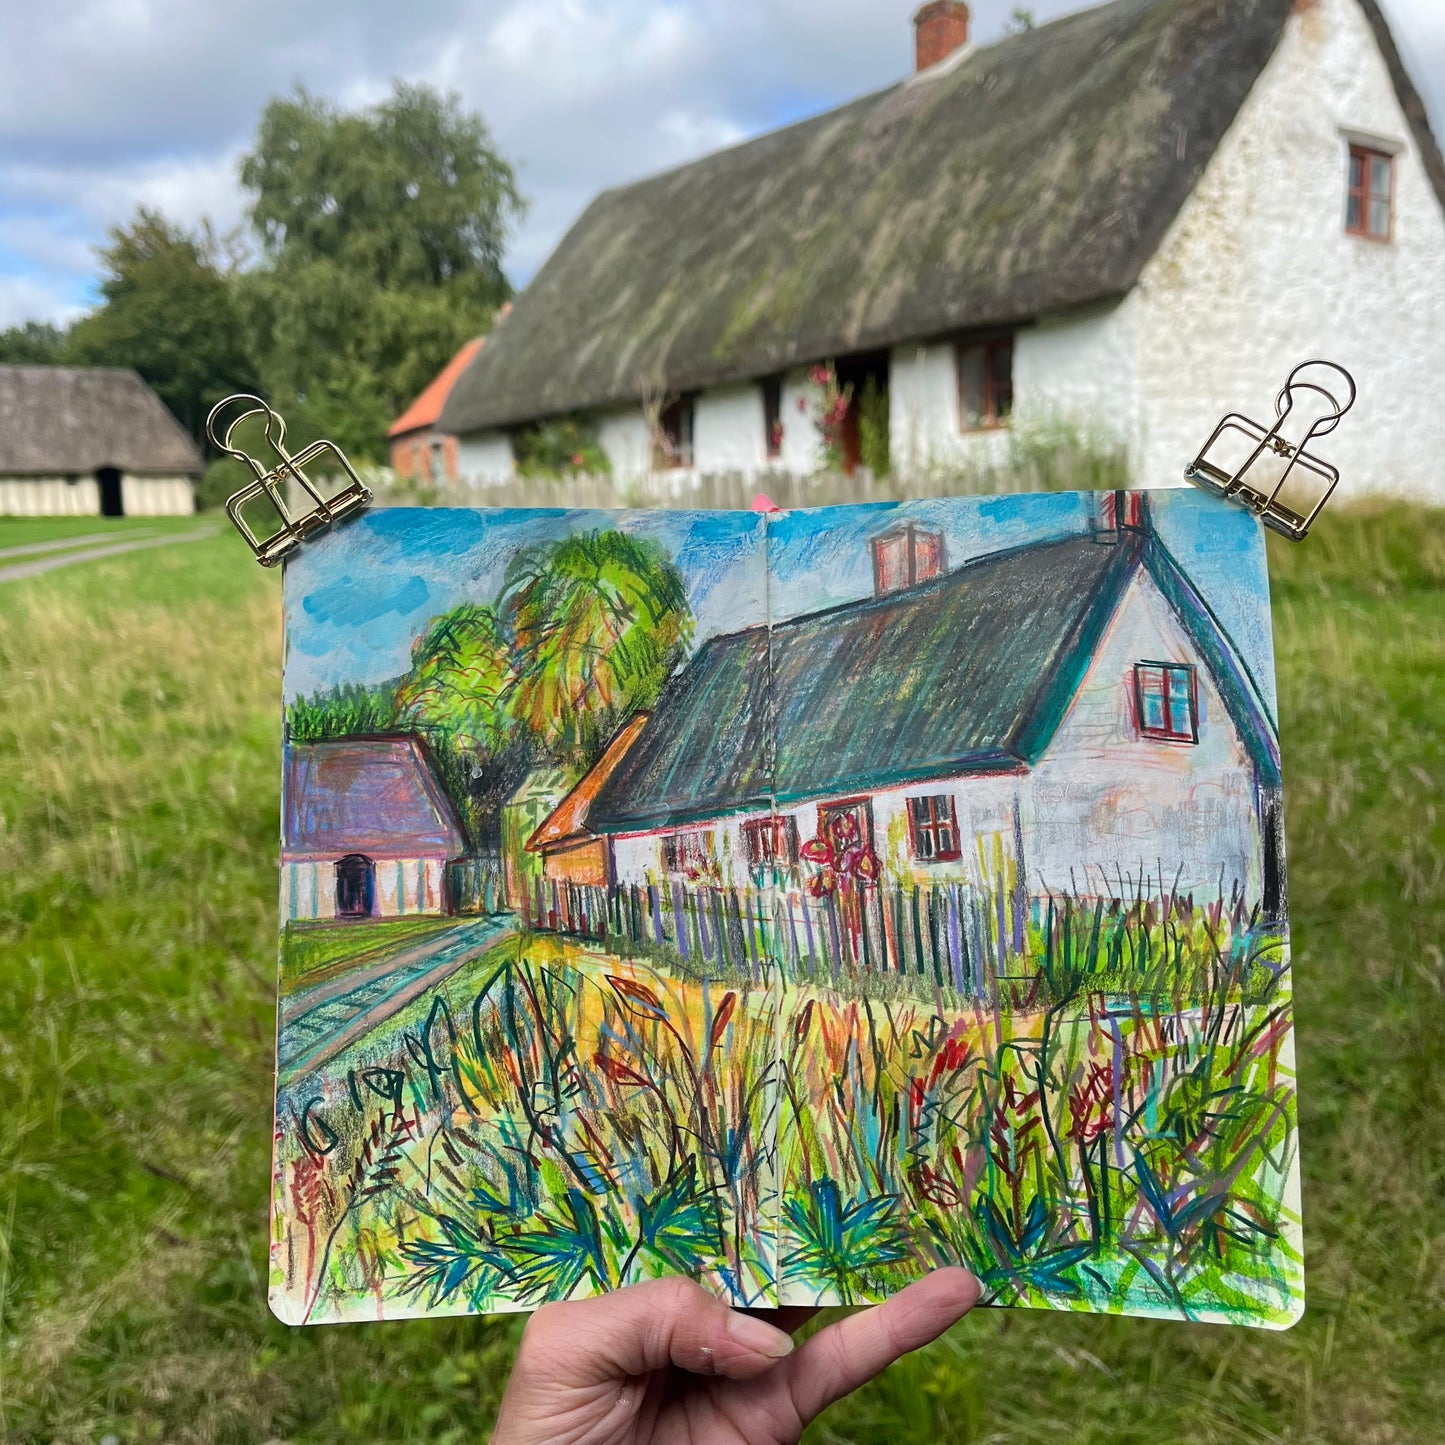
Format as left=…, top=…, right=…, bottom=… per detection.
left=205, top=395, right=372, bottom=567
left=1184, top=360, right=1356, bottom=541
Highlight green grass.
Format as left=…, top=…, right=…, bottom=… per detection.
left=280, top=917, right=461, bottom=991
left=1, top=507, right=1441, bottom=1442
left=0, top=515, right=208, bottom=550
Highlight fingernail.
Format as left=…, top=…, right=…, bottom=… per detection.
left=726, top=1311, right=795, bottom=1358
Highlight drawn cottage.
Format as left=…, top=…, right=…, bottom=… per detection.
left=566, top=496, right=1283, bottom=918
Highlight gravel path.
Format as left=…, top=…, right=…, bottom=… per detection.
left=0, top=526, right=215, bottom=583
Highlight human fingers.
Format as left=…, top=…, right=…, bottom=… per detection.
left=515, top=1277, right=796, bottom=1388
left=783, top=1268, right=980, bottom=1423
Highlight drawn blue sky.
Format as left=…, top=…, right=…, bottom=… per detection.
left=285, top=489, right=1275, bottom=715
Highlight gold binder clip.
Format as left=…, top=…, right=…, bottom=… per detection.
left=206, top=394, right=372, bottom=567
left=1184, top=360, right=1356, bottom=541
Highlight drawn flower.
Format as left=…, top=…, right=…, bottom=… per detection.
left=800, top=836, right=831, bottom=865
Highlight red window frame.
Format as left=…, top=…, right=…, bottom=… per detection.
left=653, top=396, right=696, bottom=470
left=743, top=814, right=798, bottom=867
left=1346, top=144, right=1395, bottom=242
left=956, top=335, right=1014, bottom=432
left=907, top=794, right=962, bottom=862
left=662, top=828, right=715, bottom=873
left=1133, top=662, right=1199, bottom=744
left=817, top=798, right=875, bottom=852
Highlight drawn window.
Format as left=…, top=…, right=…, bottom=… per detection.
left=743, top=814, right=798, bottom=866
left=762, top=377, right=784, bottom=461
left=1346, top=145, right=1394, bottom=241
left=957, top=336, right=1013, bottom=431
left=907, top=795, right=961, bottom=861
left=1134, top=663, right=1198, bottom=743
left=662, top=828, right=715, bottom=874
left=818, top=799, right=874, bottom=852
left=653, top=396, right=696, bottom=470
left=335, top=854, right=375, bottom=918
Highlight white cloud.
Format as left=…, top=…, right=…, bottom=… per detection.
left=0, top=273, right=86, bottom=328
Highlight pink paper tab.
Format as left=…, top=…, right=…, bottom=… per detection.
left=750, top=492, right=782, bottom=513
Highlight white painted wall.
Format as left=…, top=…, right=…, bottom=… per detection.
left=281, top=856, right=449, bottom=922
left=1127, top=0, right=1445, bottom=501
left=456, top=432, right=516, bottom=486
left=0, top=474, right=193, bottom=516
left=694, top=383, right=767, bottom=472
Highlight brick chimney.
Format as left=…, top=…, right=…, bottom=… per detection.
left=913, top=1, right=971, bottom=73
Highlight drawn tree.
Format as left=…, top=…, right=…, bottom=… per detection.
left=501, top=530, right=694, bottom=766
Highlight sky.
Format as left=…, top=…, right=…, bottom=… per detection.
left=283, top=490, right=1274, bottom=714
left=1, top=0, right=1441, bottom=330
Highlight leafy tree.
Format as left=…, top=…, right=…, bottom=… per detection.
left=66, top=210, right=257, bottom=443
left=394, top=604, right=516, bottom=754
left=237, top=82, right=524, bottom=458
left=502, top=530, right=693, bottom=766
left=0, top=321, right=69, bottom=365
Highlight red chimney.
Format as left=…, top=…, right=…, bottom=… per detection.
left=913, top=1, right=971, bottom=73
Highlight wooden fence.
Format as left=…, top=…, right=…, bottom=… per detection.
left=449, top=854, right=509, bottom=916
left=521, top=872, right=1035, bottom=1001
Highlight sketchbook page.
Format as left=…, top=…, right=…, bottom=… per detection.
left=766, top=490, right=1302, bottom=1328
left=269, top=507, right=778, bottom=1325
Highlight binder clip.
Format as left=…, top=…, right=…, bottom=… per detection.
left=1184, top=360, right=1356, bottom=541
left=206, top=395, right=372, bottom=567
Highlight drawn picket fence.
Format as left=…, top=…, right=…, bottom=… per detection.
left=521, top=874, right=1034, bottom=1001
left=448, top=854, right=509, bottom=916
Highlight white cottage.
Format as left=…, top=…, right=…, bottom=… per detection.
left=440, top=0, right=1445, bottom=502
left=281, top=736, right=468, bottom=923
left=578, top=494, right=1284, bottom=919
left=0, top=366, right=201, bottom=516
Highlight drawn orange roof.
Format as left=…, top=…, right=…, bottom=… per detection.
left=388, top=336, right=485, bottom=439
left=526, top=715, right=651, bottom=853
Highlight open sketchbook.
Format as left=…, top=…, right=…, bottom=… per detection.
left=269, top=488, right=1302, bottom=1329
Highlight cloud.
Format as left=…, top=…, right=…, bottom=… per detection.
left=0, top=0, right=1440, bottom=329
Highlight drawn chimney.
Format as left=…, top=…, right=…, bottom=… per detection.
left=913, top=1, right=971, bottom=73
left=871, top=523, right=946, bottom=597
left=1097, top=490, right=1152, bottom=535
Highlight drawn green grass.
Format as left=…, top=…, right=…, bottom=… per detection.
left=0, top=507, right=1441, bottom=1442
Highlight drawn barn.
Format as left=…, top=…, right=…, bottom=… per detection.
left=577, top=495, right=1285, bottom=916
left=281, top=736, right=467, bottom=923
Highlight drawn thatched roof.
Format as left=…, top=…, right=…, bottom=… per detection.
left=0, top=366, right=203, bottom=476
left=440, top=0, right=1332, bottom=434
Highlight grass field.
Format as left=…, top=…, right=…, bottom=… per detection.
left=0, top=506, right=1441, bottom=1443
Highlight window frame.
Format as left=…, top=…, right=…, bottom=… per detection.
left=817, top=797, right=875, bottom=852
left=1346, top=143, right=1395, bottom=243
left=907, top=794, right=962, bottom=863
left=1133, top=661, right=1199, bottom=745
left=653, top=395, right=697, bottom=471
left=742, top=814, right=799, bottom=868
left=761, top=376, right=784, bottom=461
left=662, top=828, right=716, bottom=875
left=956, top=334, right=1015, bottom=433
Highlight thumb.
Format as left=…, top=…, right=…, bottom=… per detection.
left=515, top=1277, right=795, bottom=1386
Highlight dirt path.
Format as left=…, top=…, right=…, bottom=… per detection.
left=0, top=526, right=216, bottom=583
left=0, top=530, right=153, bottom=560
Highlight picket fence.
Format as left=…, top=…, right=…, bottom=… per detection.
left=449, top=854, right=510, bottom=916
left=521, top=872, right=1036, bottom=1001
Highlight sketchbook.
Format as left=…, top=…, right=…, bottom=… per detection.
left=267, top=487, right=1302, bottom=1329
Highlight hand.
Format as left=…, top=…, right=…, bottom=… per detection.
left=490, top=1268, right=979, bottom=1445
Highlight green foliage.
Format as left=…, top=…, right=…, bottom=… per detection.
left=286, top=681, right=399, bottom=740
left=196, top=454, right=252, bottom=512
left=502, top=529, right=694, bottom=764
left=512, top=416, right=611, bottom=480
left=237, top=82, right=523, bottom=459
left=66, top=209, right=258, bottom=443
left=858, top=376, right=891, bottom=478
left=394, top=605, right=516, bottom=755
left=0, top=319, right=69, bottom=364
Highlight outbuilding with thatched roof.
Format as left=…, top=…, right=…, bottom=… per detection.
left=0, top=365, right=202, bottom=517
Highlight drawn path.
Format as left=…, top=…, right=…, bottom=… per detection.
left=278, top=915, right=514, bottom=1082
left=0, top=525, right=215, bottom=583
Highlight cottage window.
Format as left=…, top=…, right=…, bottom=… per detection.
left=1134, top=662, right=1198, bottom=743
left=907, top=795, right=961, bottom=861
left=1346, top=144, right=1394, bottom=241
left=653, top=396, right=696, bottom=470
left=662, top=828, right=715, bottom=874
left=743, top=814, right=798, bottom=867
left=957, top=336, right=1013, bottom=431
left=762, top=377, right=784, bottom=461
left=818, top=799, right=875, bottom=852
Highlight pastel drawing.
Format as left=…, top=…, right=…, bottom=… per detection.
left=269, top=489, right=1301, bottom=1331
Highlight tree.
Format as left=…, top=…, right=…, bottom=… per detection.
left=0, top=321, right=69, bottom=365
left=502, top=531, right=694, bottom=766
left=237, top=82, right=524, bottom=457
left=66, top=210, right=257, bottom=443
left=394, top=604, right=516, bottom=754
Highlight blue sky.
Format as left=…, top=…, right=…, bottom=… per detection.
left=284, top=489, right=1275, bottom=715
left=2, top=0, right=1441, bottom=328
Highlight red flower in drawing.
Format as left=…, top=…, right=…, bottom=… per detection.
left=801, top=817, right=880, bottom=896
left=800, top=836, right=831, bottom=865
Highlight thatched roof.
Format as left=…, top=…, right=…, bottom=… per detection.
left=443, top=0, right=1318, bottom=434
left=0, top=366, right=202, bottom=476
